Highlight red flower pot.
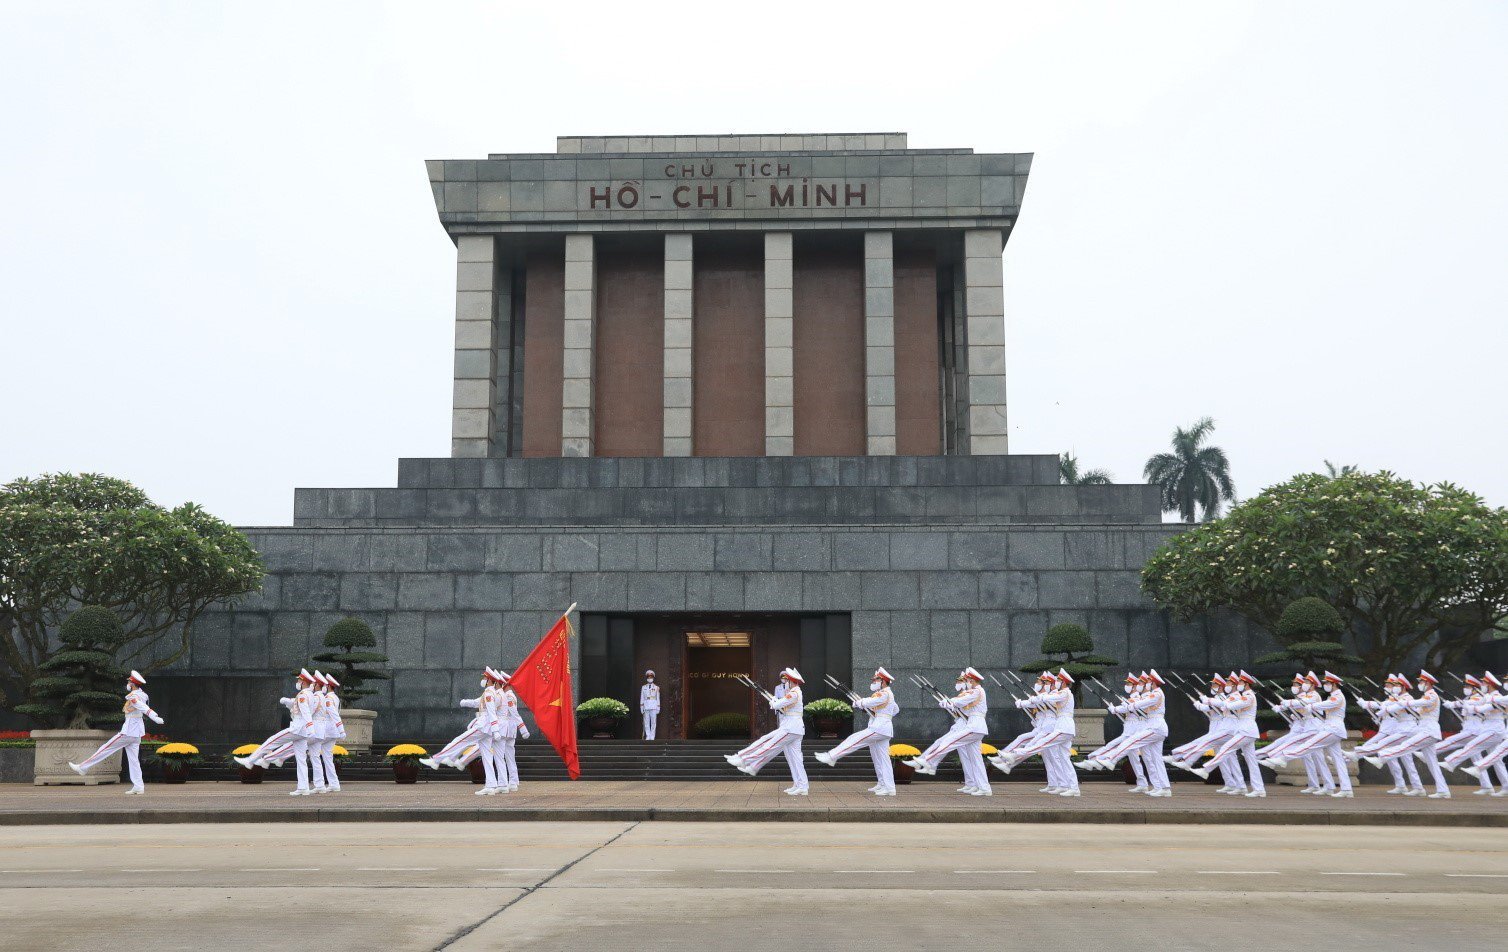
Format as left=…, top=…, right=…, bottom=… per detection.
left=161, top=762, right=190, bottom=784
left=392, top=760, right=420, bottom=784
left=467, top=759, right=486, bottom=784
left=237, top=764, right=265, bottom=784
left=892, top=761, right=915, bottom=785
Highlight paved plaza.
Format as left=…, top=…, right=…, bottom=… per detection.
left=3, top=780, right=1505, bottom=827
left=1, top=820, right=1504, bottom=951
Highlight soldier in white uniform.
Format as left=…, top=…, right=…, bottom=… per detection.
left=70, top=670, right=163, bottom=794
left=639, top=670, right=661, bottom=740
left=1251, top=673, right=1331, bottom=792
left=988, top=672, right=1054, bottom=787
left=493, top=669, right=530, bottom=792
left=903, top=667, right=991, bottom=796
left=815, top=667, right=899, bottom=796
left=1167, top=673, right=1241, bottom=792
left=1440, top=675, right=1508, bottom=794
left=1081, top=672, right=1155, bottom=792
left=305, top=671, right=334, bottom=794
left=234, top=669, right=313, bottom=774
left=992, top=669, right=1078, bottom=796
left=1192, top=671, right=1266, bottom=796
left=1273, top=672, right=1353, bottom=797
left=422, top=667, right=497, bottom=772
left=1461, top=672, right=1508, bottom=794
left=725, top=667, right=809, bottom=795
left=1077, top=671, right=1172, bottom=796
left=1345, top=673, right=1423, bottom=793
left=1366, top=670, right=1451, bottom=798
left=317, top=673, right=345, bottom=792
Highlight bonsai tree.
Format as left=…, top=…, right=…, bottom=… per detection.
left=1019, top=623, right=1118, bottom=702
left=312, top=617, right=390, bottom=706
left=1255, top=597, right=1363, bottom=672
left=15, top=605, right=127, bottom=729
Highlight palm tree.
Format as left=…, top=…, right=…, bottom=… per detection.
left=1324, top=460, right=1358, bottom=477
left=1143, top=417, right=1235, bottom=522
left=1060, top=452, right=1112, bottom=485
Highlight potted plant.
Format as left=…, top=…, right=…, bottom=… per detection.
left=693, top=713, right=751, bottom=739
left=18, top=606, right=133, bottom=785
left=150, top=743, right=202, bottom=784
left=803, top=697, right=853, bottom=738
left=888, top=743, right=920, bottom=784
left=462, top=746, right=486, bottom=784
left=385, top=744, right=426, bottom=783
left=1021, top=623, right=1119, bottom=749
left=312, top=618, right=391, bottom=752
left=576, top=697, right=630, bottom=738
left=229, top=744, right=265, bottom=783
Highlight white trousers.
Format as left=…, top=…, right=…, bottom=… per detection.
left=1007, top=729, right=1076, bottom=791
left=476, top=735, right=519, bottom=788
left=737, top=729, right=808, bottom=788
left=315, top=739, right=339, bottom=788
left=1290, top=733, right=1352, bottom=792
left=1206, top=735, right=1266, bottom=792
left=919, top=724, right=989, bottom=792
left=823, top=728, right=895, bottom=790
left=433, top=725, right=487, bottom=766
left=642, top=710, right=658, bottom=740
left=1378, top=732, right=1449, bottom=793
left=78, top=731, right=142, bottom=788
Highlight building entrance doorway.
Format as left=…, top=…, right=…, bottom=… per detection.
left=683, top=630, right=753, bottom=740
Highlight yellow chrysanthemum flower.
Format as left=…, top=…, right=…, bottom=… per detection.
left=231, top=744, right=260, bottom=755
left=979, top=743, right=999, bottom=756
left=386, top=743, right=427, bottom=756
left=332, top=745, right=349, bottom=757
left=888, top=743, right=921, bottom=757
left=156, top=742, right=199, bottom=755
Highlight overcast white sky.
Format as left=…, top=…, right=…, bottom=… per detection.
left=1, top=2, right=1504, bottom=525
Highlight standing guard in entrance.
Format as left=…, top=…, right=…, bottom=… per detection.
left=814, top=667, right=899, bottom=796
left=640, top=670, right=661, bottom=740
left=725, top=668, right=809, bottom=795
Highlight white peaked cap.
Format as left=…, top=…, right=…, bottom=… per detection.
left=1304, top=670, right=1321, bottom=685
left=645, top=670, right=655, bottom=676
left=325, top=673, right=341, bottom=687
left=1418, top=670, right=1439, bottom=685
left=781, top=667, right=804, bottom=683
left=1484, top=672, right=1503, bottom=689
left=1238, top=670, right=1256, bottom=684
left=1464, top=674, right=1483, bottom=687
left=298, top=668, right=315, bottom=682
left=1145, top=669, right=1165, bottom=686
left=1056, top=668, right=1075, bottom=685
left=312, top=670, right=328, bottom=686
left=1322, top=671, right=1343, bottom=685
left=483, top=666, right=498, bottom=681
left=495, top=669, right=512, bottom=683
left=873, top=667, right=895, bottom=683
left=959, top=666, right=984, bottom=682
left=1211, top=672, right=1227, bottom=684
left=127, top=670, right=146, bottom=686
left=1037, top=670, right=1056, bottom=680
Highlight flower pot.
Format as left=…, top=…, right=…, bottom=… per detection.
left=467, top=759, right=487, bottom=784
left=891, top=761, right=915, bottom=785
left=237, top=764, right=265, bottom=784
left=392, top=760, right=420, bottom=784
left=585, top=716, right=617, bottom=739
left=32, top=728, right=119, bottom=786
left=161, top=761, right=190, bottom=784
left=813, top=717, right=845, bottom=739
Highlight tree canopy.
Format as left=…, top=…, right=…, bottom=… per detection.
left=16, top=605, right=128, bottom=728
left=1142, top=471, right=1508, bottom=675
left=1143, top=417, right=1236, bottom=522
left=0, top=473, right=263, bottom=716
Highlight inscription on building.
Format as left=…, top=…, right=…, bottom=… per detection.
left=585, top=157, right=873, bottom=212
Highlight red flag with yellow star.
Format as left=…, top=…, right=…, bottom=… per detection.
left=507, top=609, right=580, bottom=779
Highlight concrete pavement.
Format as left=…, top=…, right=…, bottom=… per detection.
left=1, top=822, right=1504, bottom=950
left=3, top=779, right=1506, bottom=827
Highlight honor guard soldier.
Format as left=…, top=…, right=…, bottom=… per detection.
left=640, top=670, right=661, bottom=740
left=1461, top=672, right=1508, bottom=794
left=725, top=667, right=810, bottom=795
left=992, top=669, right=1079, bottom=796
left=904, top=667, right=992, bottom=796
left=1277, top=672, right=1354, bottom=797
left=989, top=672, right=1054, bottom=786
left=1347, top=673, right=1424, bottom=794
left=70, top=670, right=163, bottom=794
left=1366, top=670, right=1451, bottom=798
left=1077, top=671, right=1172, bottom=796
left=493, top=668, right=529, bottom=792
left=815, top=667, right=900, bottom=796
left=421, top=668, right=496, bottom=773
left=1192, top=671, right=1266, bottom=797
left=317, top=672, right=345, bottom=792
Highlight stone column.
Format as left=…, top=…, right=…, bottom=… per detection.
left=863, top=231, right=897, bottom=455
left=963, top=229, right=1008, bottom=455
left=663, top=234, right=694, bottom=456
left=452, top=235, right=499, bottom=458
left=764, top=232, right=794, bottom=456
left=561, top=234, right=596, bottom=457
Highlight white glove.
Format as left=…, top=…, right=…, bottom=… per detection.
left=150, top=715, right=164, bottom=725
left=520, top=727, right=530, bottom=739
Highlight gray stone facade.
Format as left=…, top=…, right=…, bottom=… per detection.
left=167, top=454, right=1270, bottom=743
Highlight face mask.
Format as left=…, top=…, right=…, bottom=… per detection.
left=1290, top=685, right=1301, bottom=696
left=954, top=682, right=966, bottom=692
left=870, top=681, right=882, bottom=692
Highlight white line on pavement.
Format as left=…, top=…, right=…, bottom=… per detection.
left=240, top=868, right=321, bottom=872
left=121, top=868, right=203, bottom=873
left=1197, top=870, right=1281, bottom=875
left=476, top=868, right=555, bottom=872
left=597, top=868, right=667, bottom=873
left=1074, top=870, right=1157, bottom=874
left=0, top=869, right=83, bottom=873
left=1444, top=873, right=1508, bottom=878
left=1320, top=872, right=1405, bottom=877
left=834, top=870, right=914, bottom=874
left=715, top=869, right=794, bottom=873
left=953, top=870, right=1036, bottom=874
left=356, top=867, right=438, bottom=872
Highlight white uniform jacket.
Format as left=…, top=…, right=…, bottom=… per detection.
left=853, top=687, right=898, bottom=738
left=497, top=688, right=528, bottom=739
left=289, top=688, right=320, bottom=738
left=771, top=685, right=805, bottom=734
left=1315, top=689, right=1348, bottom=738
left=946, top=685, right=988, bottom=733
left=1404, top=689, right=1443, bottom=740
left=121, top=689, right=156, bottom=738
left=640, top=683, right=661, bottom=713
